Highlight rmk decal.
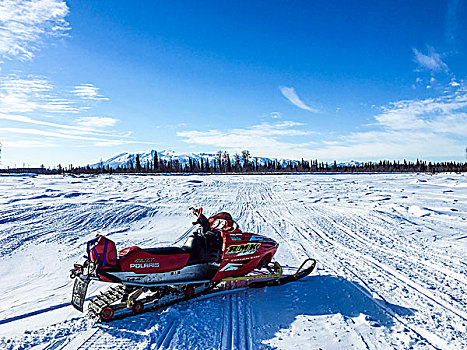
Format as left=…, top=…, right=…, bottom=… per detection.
left=226, top=243, right=260, bottom=255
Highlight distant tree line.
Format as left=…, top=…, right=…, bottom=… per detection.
left=4, top=150, right=465, bottom=174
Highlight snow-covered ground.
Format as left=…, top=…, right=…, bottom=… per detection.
left=0, top=173, right=465, bottom=349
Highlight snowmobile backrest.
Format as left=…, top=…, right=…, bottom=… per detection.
left=87, top=235, right=117, bottom=267
left=183, top=234, right=210, bottom=264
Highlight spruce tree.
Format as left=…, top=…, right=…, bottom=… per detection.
left=153, top=151, right=159, bottom=171
left=136, top=154, right=141, bottom=171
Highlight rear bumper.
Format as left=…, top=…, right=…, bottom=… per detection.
left=70, top=260, right=97, bottom=280
left=70, top=259, right=122, bottom=283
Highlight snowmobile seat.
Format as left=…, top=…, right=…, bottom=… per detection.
left=143, top=247, right=187, bottom=255
left=118, top=246, right=187, bottom=257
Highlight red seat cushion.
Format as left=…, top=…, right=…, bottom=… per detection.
left=118, top=246, right=140, bottom=257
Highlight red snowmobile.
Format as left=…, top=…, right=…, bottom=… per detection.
left=70, top=208, right=316, bottom=322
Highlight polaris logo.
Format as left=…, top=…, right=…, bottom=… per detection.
left=130, top=263, right=160, bottom=269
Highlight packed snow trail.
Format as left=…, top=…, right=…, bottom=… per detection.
left=0, top=174, right=465, bottom=349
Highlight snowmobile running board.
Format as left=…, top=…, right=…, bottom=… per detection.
left=122, top=279, right=212, bottom=287
left=220, top=261, right=283, bottom=282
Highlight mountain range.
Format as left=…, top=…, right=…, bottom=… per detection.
left=92, top=150, right=362, bottom=169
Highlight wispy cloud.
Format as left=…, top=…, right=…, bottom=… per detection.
left=177, top=120, right=316, bottom=158
left=0, top=126, right=130, bottom=146
left=413, top=47, right=449, bottom=73
left=178, top=83, right=467, bottom=161
left=0, top=76, right=148, bottom=148
left=76, top=117, right=118, bottom=128
left=1, top=139, right=57, bottom=148
left=0, top=112, right=142, bottom=147
left=324, top=87, right=467, bottom=159
left=0, top=75, right=81, bottom=113
left=72, top=84, right=109, bottom=101
left=0, top=113, right=120, bottom=135
left=0, top=0, right=70, bottom=61
left=279, top=86, right=318, bottom=112
left=374, top=92, right=467, bottom=133
left=0, top=127, right=155, bottom=147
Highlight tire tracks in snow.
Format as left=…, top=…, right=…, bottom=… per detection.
left=151, top=319, right=177, bottom=350
left=220, top=291, right=252, bottom=350
left=321, top=206, right=467, bottom=286
left=313, top=206, right=467, bottom=318
left=293, top=211, right=453, bottom=349
left=261, top=181, right=448, bottom=349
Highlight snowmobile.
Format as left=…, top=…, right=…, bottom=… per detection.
left=70, top=208, right=316, bottom=322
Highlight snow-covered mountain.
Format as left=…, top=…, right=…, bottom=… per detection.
left=92, top=150, right=301, bottom=169
left=91, top=150, right=365, bottom=169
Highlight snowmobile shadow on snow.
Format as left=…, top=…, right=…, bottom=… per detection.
left=247, top=274, right=415, bottom=333
left=94, top=275, right=415, bottom=348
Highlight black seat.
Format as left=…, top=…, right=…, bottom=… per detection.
left=144, top=247, right=187, bottom=255
left=183, top=232, right=222, bottom=265
left=183, top=235, right=209, bottom=265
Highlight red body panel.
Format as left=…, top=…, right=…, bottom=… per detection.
left=118, top=247, right=189, bottom=274
left=211, top=232, right=278, bottom=281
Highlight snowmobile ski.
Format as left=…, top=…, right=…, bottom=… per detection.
left=249, top=258, right=316, bottom=288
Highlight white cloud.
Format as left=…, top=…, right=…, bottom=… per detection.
left=374, top=92, right=467, bottom=133
left=76, top=116, right=118, bottom=128
left=0, top=76, right=146, bottom=149
left=413, top=47, right=449, bottom=73
left=1, top=139, right=57, bottom=148
left=326, top=89, right=467, bottom=159
left=177, top=85, right=467, bottom=161
left=177, top=121, right=316, bottom=158
left=279, top=86, right=318, bottom=112
left=0, top=127, right=154, bottom=147
left=304, top=133, right=462, bottom=160
left=72, top=84, right=108, bottom=101
left=0, top=0, right=69, bottom=61
left=0, top=112, right=144, bottom=150
left=0, top=75, right=81, bottom=113
left=93, top=140, right=128, bottom=147
left=0, top=127, right=110, bottom=141
left=0, top=113, right=121, bottom=136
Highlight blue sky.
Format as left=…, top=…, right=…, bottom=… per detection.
left=0, top=0, right=466, bottom=167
